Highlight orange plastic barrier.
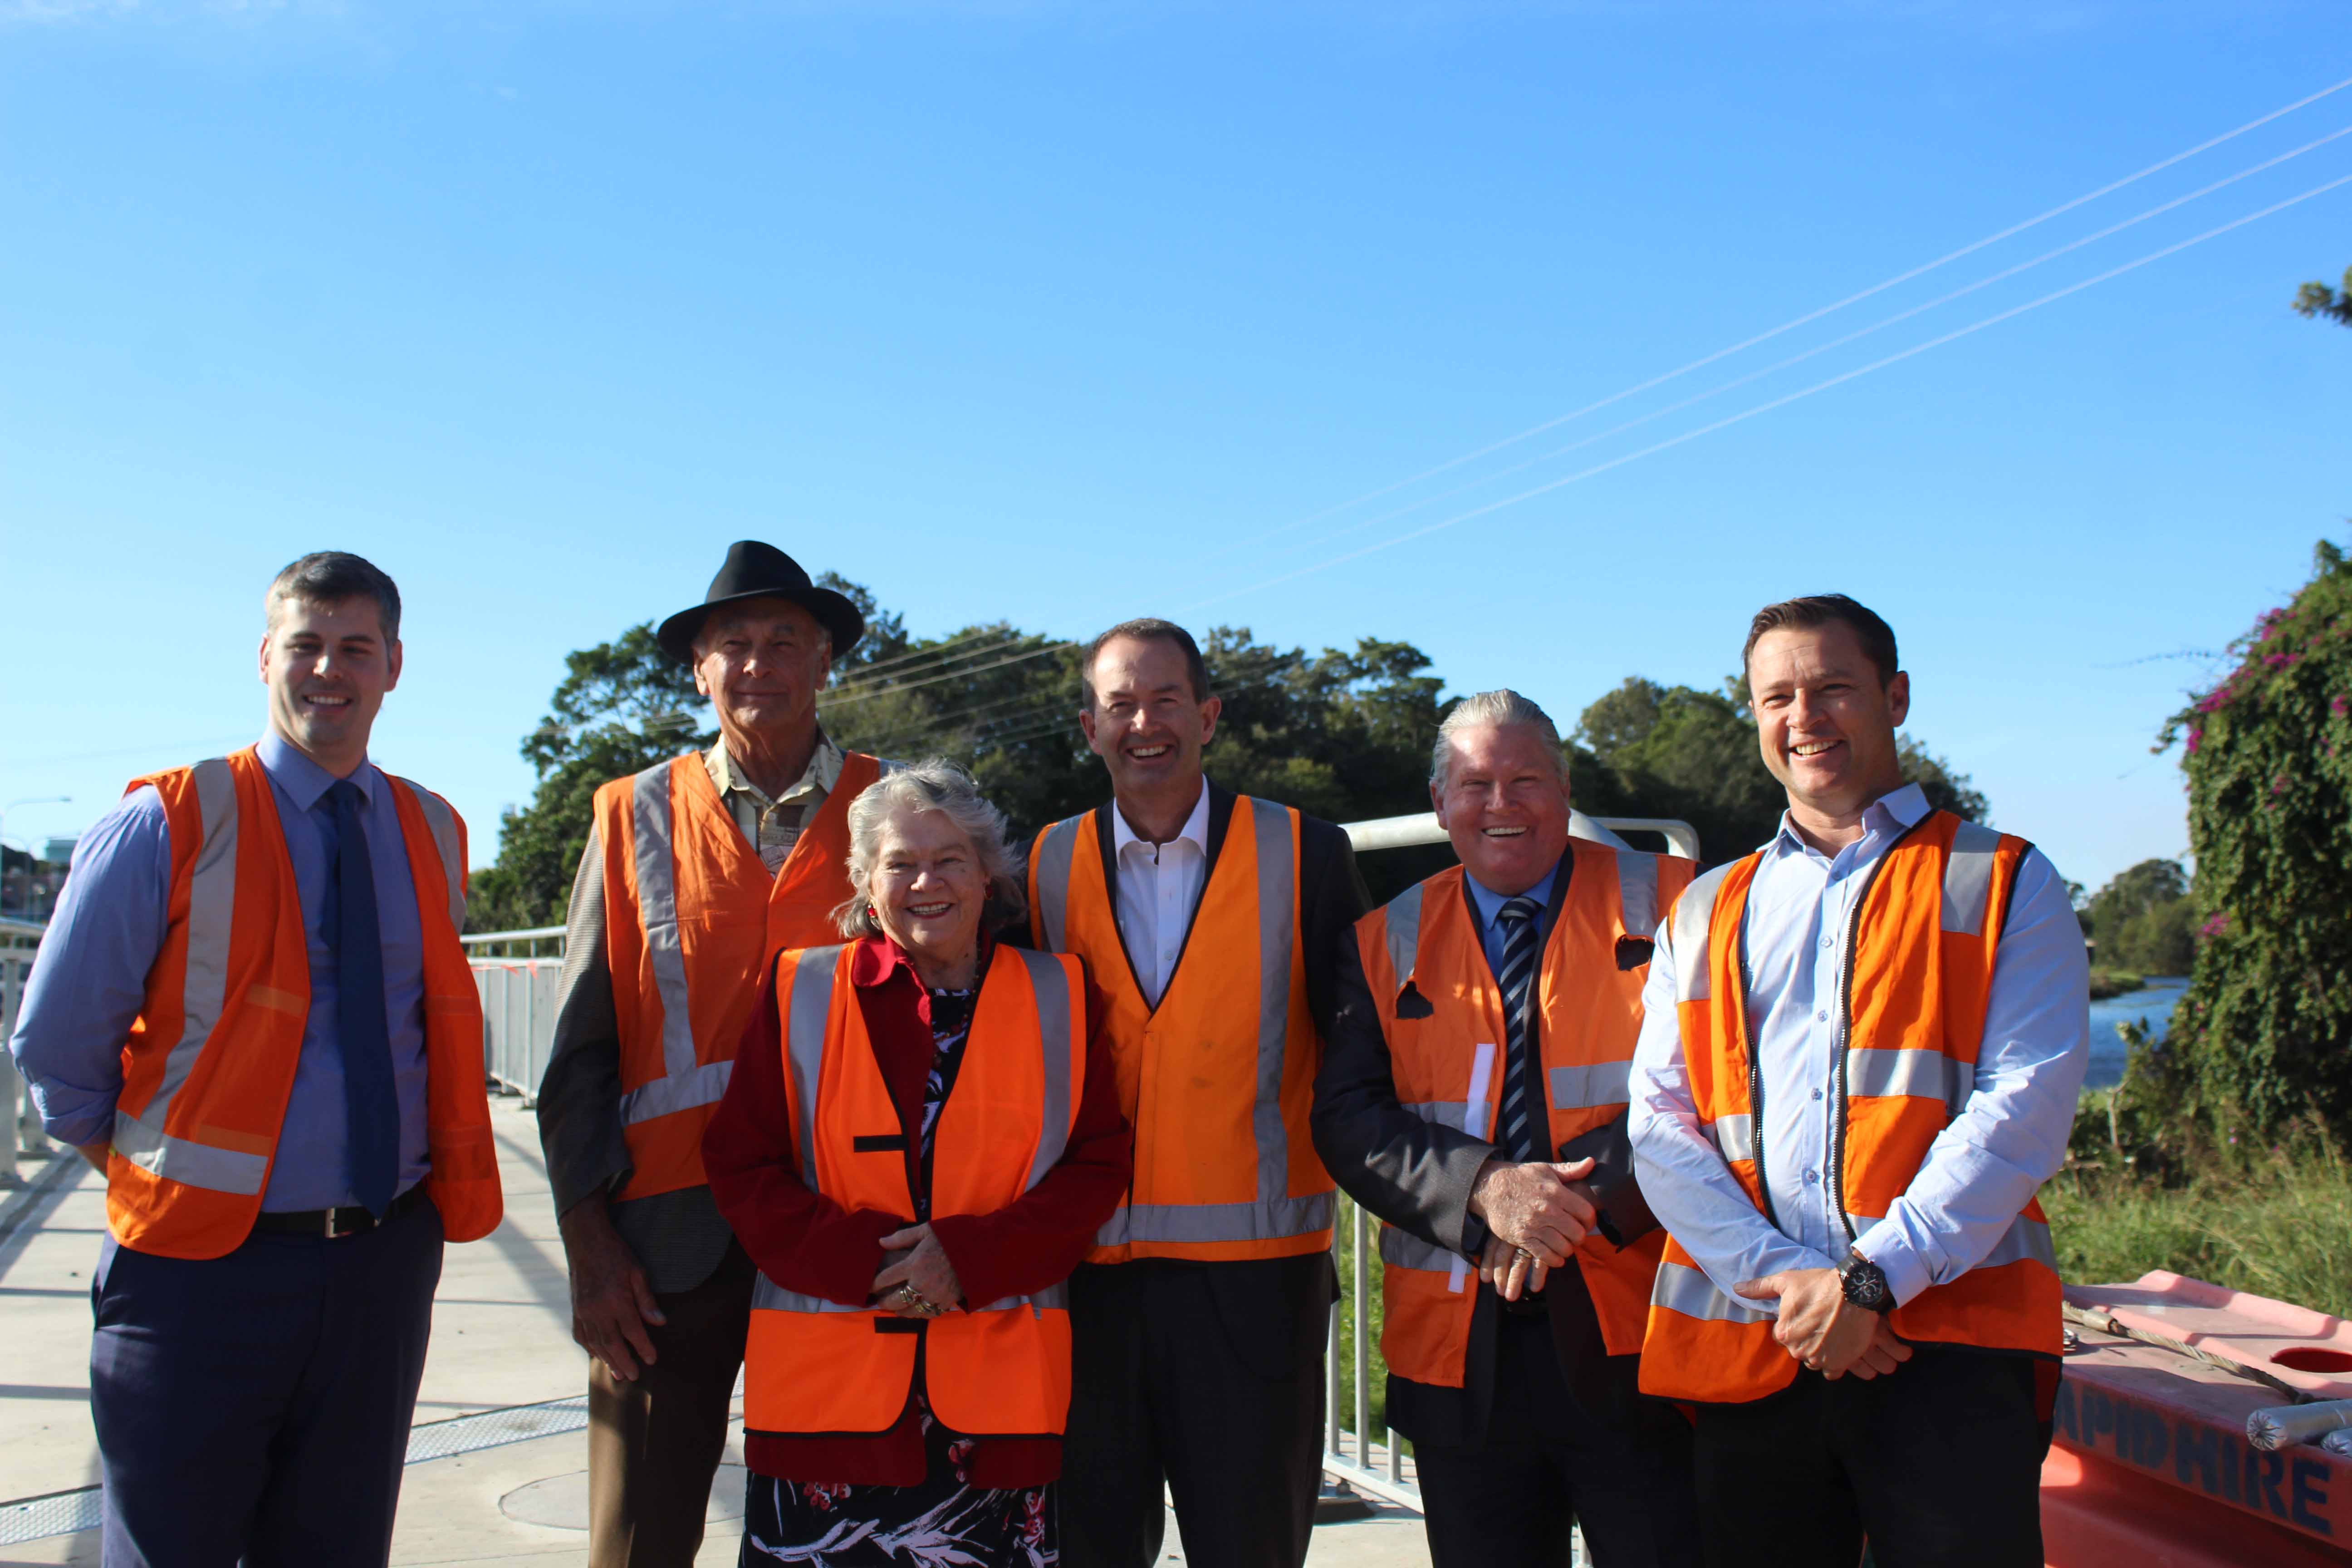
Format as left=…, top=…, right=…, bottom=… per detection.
left=2047, top=1275, right=2352, bottom=1566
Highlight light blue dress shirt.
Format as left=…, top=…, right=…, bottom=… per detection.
left=1627, top=784, right=2089, bottom=1309
left=9, top=732, right=433, bottom=1210
left=1462, top=859, right=1562, bottom=984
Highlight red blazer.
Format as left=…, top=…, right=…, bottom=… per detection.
left=704, top=932, right=1132, bottom=1487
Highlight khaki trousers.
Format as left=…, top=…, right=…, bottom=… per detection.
left=586, top=1241, right=755, bottom=1568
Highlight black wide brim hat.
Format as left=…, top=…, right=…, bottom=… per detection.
left=655, top=541, right=866, bottom=666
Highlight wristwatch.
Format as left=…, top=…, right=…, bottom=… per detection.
left=1838, top=1254, right=1895, bottom=1315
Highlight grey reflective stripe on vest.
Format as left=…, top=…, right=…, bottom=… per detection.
left=1402, top=1099, right=1482, bottom=1127
left=1031, top=815, right=1085, bottom=953
left=971, top=1280, right=1072, bottom=1314
left=1700, top=1113, right=1754, bottom=1166
left=1548, top=1062, right=1632, bottom=1112
left=752, top=1275, right=870, bottom=1314
left=621, top=1060, right=734, bottom=1126
left=1007, top=945, right=1077, bottom=1191
left=1847, top=1049, right=1973, bottom=1114
left=1381, top=882, right=1424, bottom=992
left=112, top=758, right=270, bottom=1198
left=1378, top=1224, right=1458, bottom=1274
left=1650, top=1259, right=1773, bottom=1323
left=1850, top=1210, right=2055, bottom=1274
left=1249, top=799, right=1299, bottom=1215
left=1671, top=863, right=1735, bottom=1004
left=401, top=778, right=466, bottom=932
left=1095, top=1192, right=1337, bottom=1248
left=1615, top=850, right=1661, bottom=945
left=784, top=944, right=848, bottom=1191
left=1941, top=820, right=2002, bottom=937
left=625, top=761, right=704, bottom=1117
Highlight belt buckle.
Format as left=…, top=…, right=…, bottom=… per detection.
left=323, top=1207, right=368, bottom=1240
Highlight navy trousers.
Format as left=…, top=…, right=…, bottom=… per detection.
left=89, top=1196, right=444, bottom=1568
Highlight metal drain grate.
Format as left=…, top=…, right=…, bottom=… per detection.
left=404, top=1396, right=591, bottom=1464
left=0, top=1394, right=596, bottom=1546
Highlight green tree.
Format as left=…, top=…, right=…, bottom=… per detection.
left=2157, top=539, right=2352, bottom=1131
left=2082, top=858, right=2195, bottom=975
left=2293, top=266, right=2352, bottom=328
left=473, top=597, right=1452, bottom=926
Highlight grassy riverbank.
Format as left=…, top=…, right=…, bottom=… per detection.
left=2047, top=1132, right=2352, bottom=1318
left=2086, top=967, right=2148, bottom=1000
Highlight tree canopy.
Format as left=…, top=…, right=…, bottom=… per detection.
left=2293, top=265, right=2352, bottom=328
left=2080, top=858, right=2195, bottom=977
left=469, top=589, right=1991, bottom=930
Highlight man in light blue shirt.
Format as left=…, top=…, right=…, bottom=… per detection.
left=8, top=551, right=473, bottom=1568
left=1629, top=594, right=2087, bottom=1568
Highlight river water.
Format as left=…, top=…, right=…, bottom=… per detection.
left=2083, top=977, right=2189, bottom=1091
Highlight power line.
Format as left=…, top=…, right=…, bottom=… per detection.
left=848, top=646, right=1301, bottom=755
left=1187, top=171, right=2352, bottom=609
left=827, top=630, right=1028, bottom=697
left=1250, top=122, right=2352, bottom=569
left=821, top=640, right=1078, bottom=707
left=1205, top=70, right=2352, bottom=561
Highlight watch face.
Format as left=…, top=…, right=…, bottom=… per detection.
left=1845, top=1261, right=1890, bottom=1312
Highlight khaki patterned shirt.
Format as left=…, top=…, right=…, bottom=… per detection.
left=705, top=731, right=845, bottom=872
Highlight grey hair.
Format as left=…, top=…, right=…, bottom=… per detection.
left=833, top=758, right=1028, bottom=939
left=1429, top=689, right=1569, bottom=792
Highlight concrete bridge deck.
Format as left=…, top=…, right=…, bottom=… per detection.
left=0, top=1101, right=1428, bottom=1566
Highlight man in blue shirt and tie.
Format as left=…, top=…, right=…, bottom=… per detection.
left=9, top=551, right=500, bottom=1568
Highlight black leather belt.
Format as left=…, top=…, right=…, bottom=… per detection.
left=253, top=1182, right=430, bottom=1240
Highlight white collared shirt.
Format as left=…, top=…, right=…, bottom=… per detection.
left=1111, top=786, right=1211, bottom=1008
left=1628, top=783, right=2090, bottom=1309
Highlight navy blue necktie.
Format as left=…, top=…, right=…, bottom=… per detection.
left=1494, top=895, right=1544, bottom=1163
left=328, top=780, right=400, bottom=1218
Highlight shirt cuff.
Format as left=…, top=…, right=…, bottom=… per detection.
left=1855, top=1232, right=1931, bottom=1308
left=32, top=1093, right=116, bottom=1151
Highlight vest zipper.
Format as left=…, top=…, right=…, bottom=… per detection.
left=1736, top=920, right=1778, bottom=1230
left=1827, top=815, right=1928, bottom=1248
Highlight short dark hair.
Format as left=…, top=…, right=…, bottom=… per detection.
left=1081, top=618, right=1209, bottom=710
left=1743, top=594, right=1898, bottom=686
left=266, top=552, right=403, bottom=643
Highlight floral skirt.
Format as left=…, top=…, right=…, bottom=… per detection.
left=739, top=1407, right=1055, bottom=1568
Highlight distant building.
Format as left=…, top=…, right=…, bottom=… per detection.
left=40, top=837, right=77, bottom=868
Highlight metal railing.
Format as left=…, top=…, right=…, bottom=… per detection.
left=457, top=808, right=1696, bottom=1532
left=0, top=916, right=57, bottom=1186
left=461, top=926, right=565, bottom=1101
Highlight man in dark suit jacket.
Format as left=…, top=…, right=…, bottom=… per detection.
left=1312, top=691, right=1700, bottom=1568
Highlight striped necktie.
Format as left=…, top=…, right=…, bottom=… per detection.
left=1494, top=894, right=1544, bottom=1163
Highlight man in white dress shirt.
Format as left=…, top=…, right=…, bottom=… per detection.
left=1025, top=619, right=1369, bottom=1568
left=1628, top=594, right=2087, bottom=1568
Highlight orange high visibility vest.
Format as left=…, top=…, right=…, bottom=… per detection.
left=741, top=941, right=1086, bottom=1439
left=596, top=749, right=882, bottom=1201
left=103, top=747, right=502, bottom=1260
left=1354, top=843, right=1692, bottom=1387
left=1639, top=811, right=2063, bottom=1404
left=1027, top=795, right=1334, bottom=1264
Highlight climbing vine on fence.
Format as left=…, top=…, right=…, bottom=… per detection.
left=2158, top=539, right=2352, bottom=1132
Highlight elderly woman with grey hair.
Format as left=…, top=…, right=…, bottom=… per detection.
left=705, top=759, right=1130, bottom=1567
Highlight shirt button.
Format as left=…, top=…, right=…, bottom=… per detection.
left=1804, top=1170, right=1819, bottom=1184
left=1816, top=1009, right=1829, bottom=1022
left=1821, top=936, right=1835, bottom=950
left=1811, top=1088, right=1824, bottom=1102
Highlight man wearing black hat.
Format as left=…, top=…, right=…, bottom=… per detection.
left=536, top=542, right=883, bottom=1568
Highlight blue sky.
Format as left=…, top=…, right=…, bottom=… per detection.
left=3, top=0, right=2347, bottom=897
